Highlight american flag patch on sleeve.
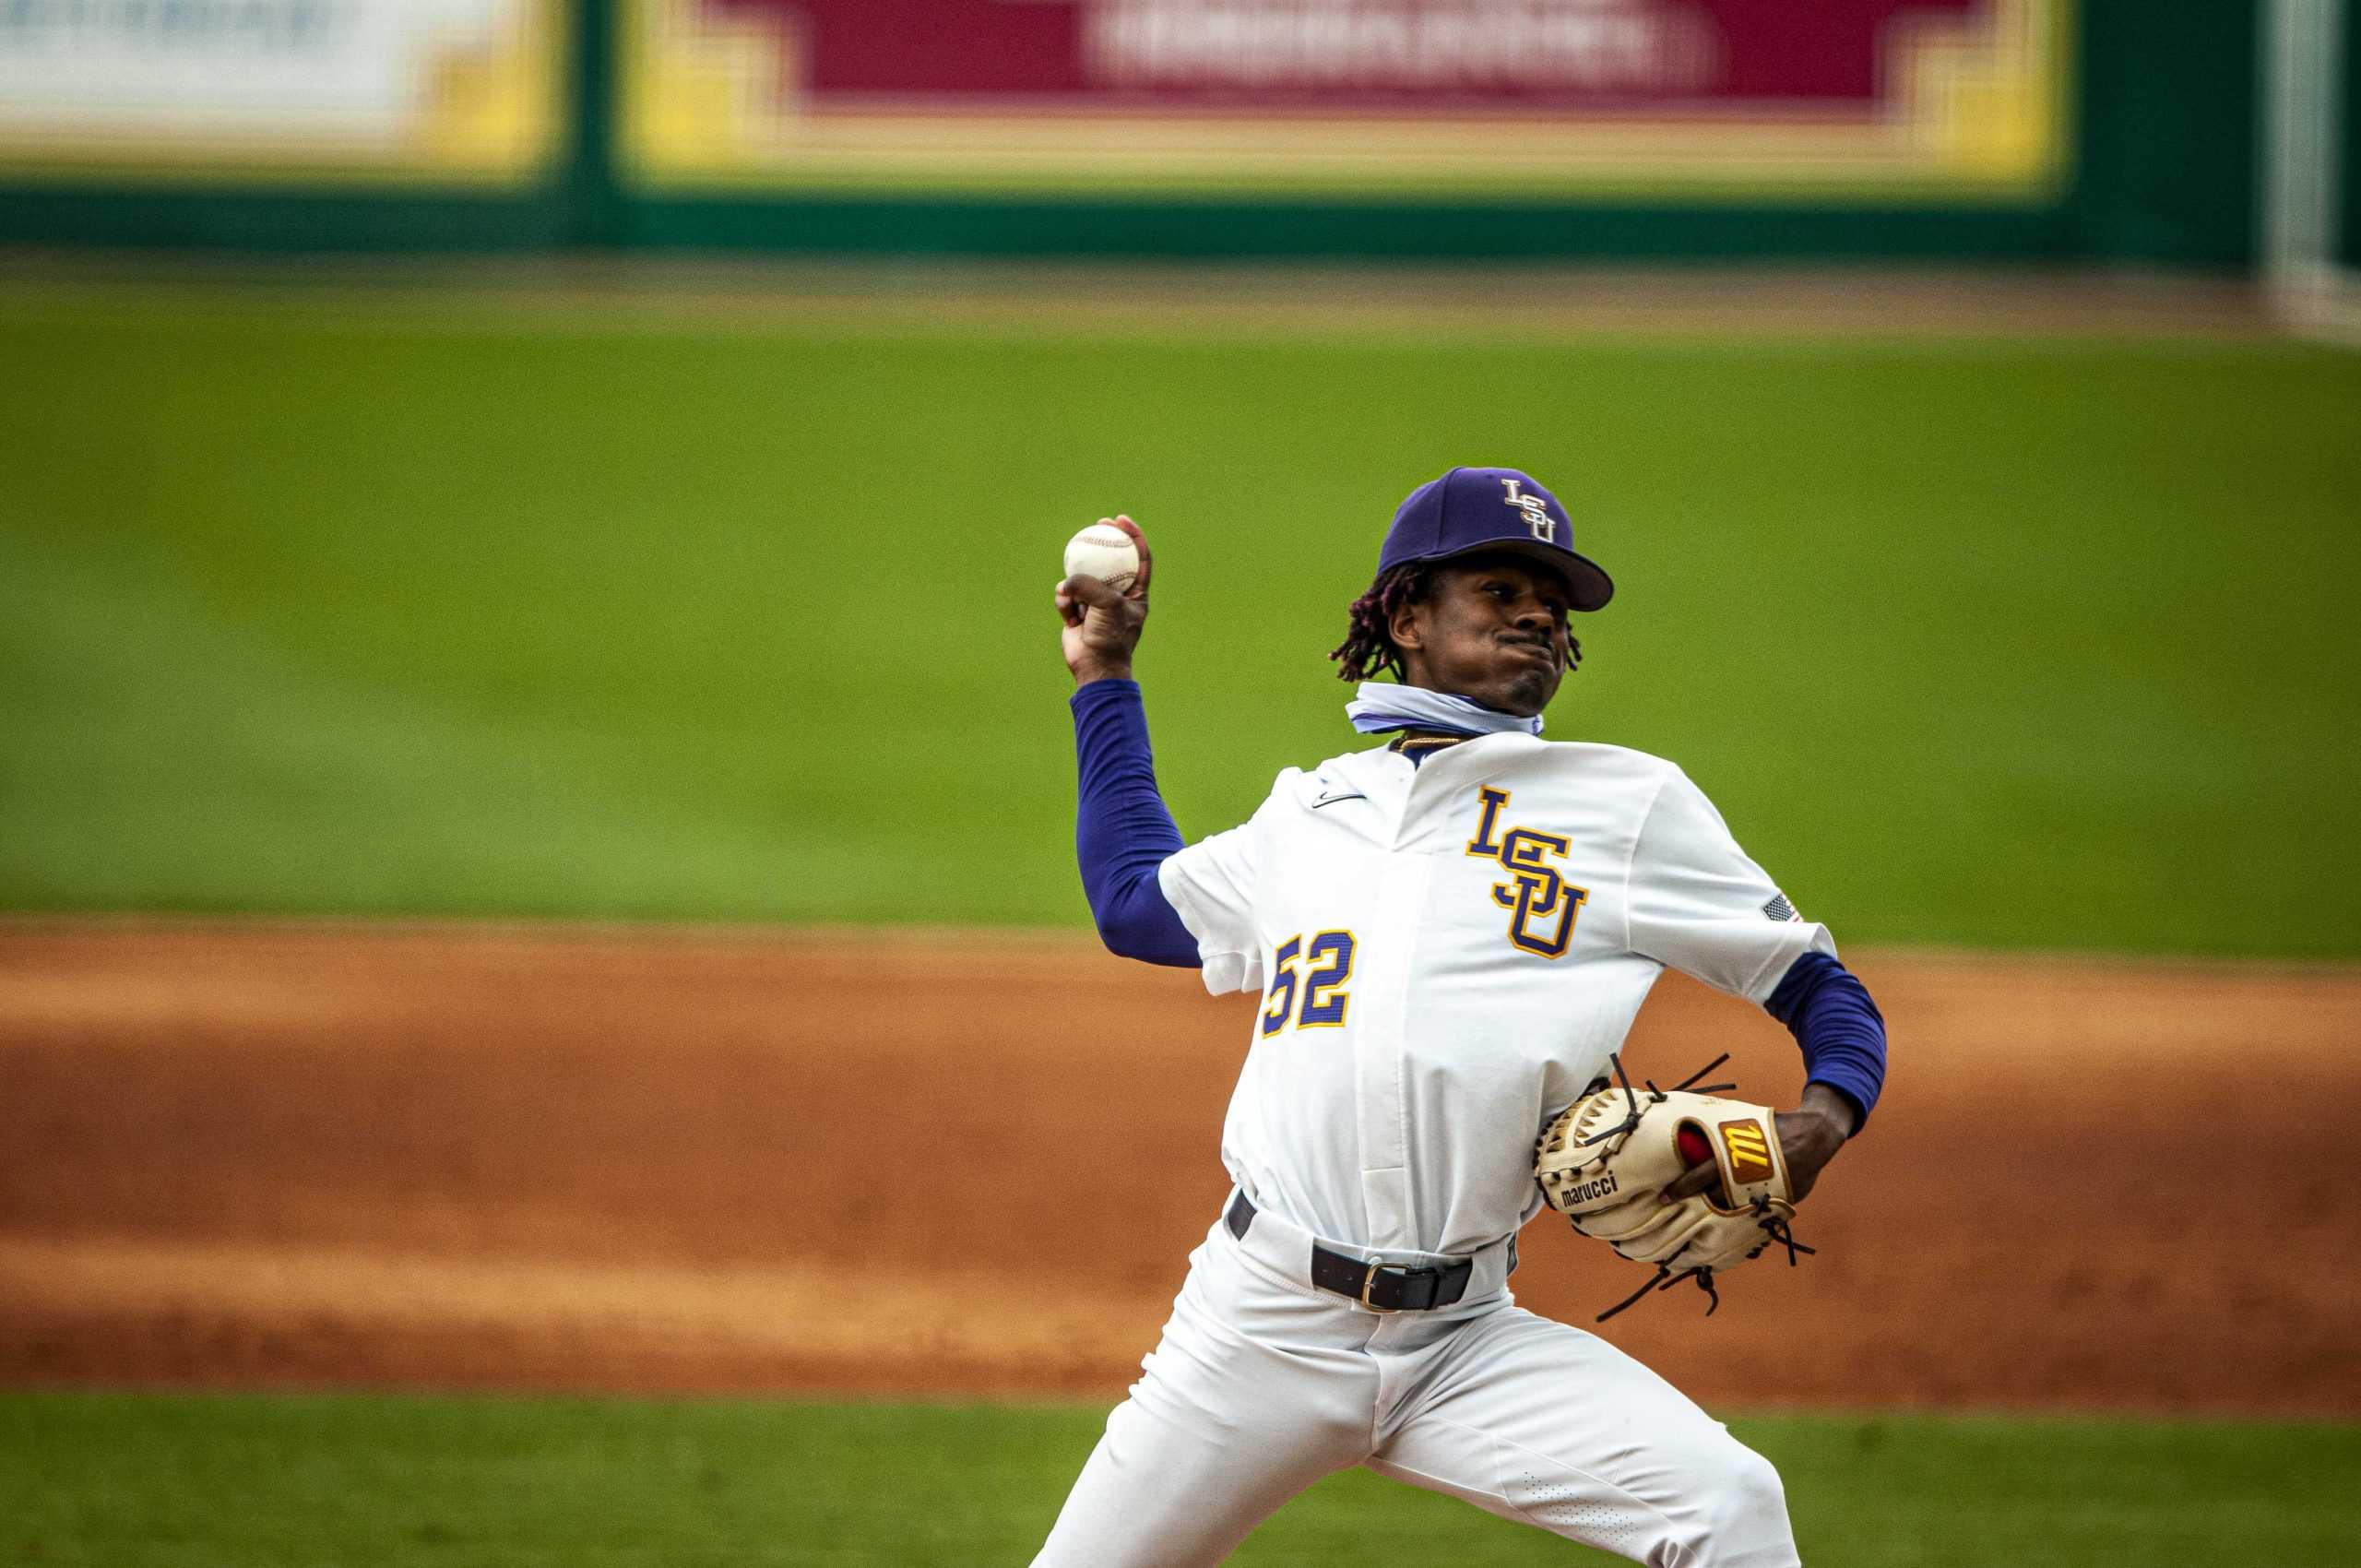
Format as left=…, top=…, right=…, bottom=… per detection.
left=1762, top=894, right=1799, bottom=922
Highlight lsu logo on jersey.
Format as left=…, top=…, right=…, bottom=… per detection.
left=1465, top=786, right=1587, bottom=958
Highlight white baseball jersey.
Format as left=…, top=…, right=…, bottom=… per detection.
left=1157, top=731, right=1834, bottom=1259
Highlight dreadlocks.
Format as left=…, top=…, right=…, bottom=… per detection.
left=1327, top=563, right=1433, bottom=683
left=1327, top=561, right=1582, bottom=683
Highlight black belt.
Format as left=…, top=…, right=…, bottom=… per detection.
left=1225, top=1192, right=1473, bottom=1313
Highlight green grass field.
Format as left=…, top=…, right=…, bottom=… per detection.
left=3, top=295, right=2357, bottom=953
left=5, top=287, right=2358, bottom=1563
left=3, top=1392, right=2355, bottom=1567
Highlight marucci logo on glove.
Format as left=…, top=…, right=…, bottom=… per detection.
left=1718, top=1121, right=1775, bottom=1185
left=1560, top=1170, right=1619, bottom=1206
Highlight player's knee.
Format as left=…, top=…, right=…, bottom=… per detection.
left=1688, top=1442, right=1795, bottom=1565
left=1712, top=1445, right=1787, bottom=1529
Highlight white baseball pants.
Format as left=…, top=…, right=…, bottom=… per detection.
left=1031, top=1199, right=1800, bottom=1568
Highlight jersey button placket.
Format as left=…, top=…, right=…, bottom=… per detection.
left=1376, top=739, right=1530, bottom=1254
left=1352, top=782, right=1433, bottom=1255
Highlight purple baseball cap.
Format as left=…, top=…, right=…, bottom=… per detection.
left=1376, top=467, right=1614, bottom=612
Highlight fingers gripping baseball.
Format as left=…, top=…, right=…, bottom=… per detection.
left=1056, top=515, right=1153, bottom=685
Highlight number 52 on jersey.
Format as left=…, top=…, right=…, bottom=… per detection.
left=1260, top=930, right=1356, bottom=1037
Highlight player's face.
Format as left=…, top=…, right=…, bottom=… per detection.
left=1390, top=555, right=1573, bottom=717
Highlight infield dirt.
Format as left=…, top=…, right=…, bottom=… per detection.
left=2, top=924, right=2355, bottom=1415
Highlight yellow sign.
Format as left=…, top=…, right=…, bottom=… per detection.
left=0, top=0, right=565, bottom=185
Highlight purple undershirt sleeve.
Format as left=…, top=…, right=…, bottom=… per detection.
left=1072, top=678, right=1202, bottom=968
left=1763, top=950, right=1886, bottom=1132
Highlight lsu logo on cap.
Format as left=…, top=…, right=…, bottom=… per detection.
left=1718, top=1119, right=1776, bottom=1186
left=1500, top=477, right=1556, bottom=543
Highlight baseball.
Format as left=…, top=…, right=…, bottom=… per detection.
left=1062, top=523, right=1141, bottom=596
left=1676, top=1124, right=1714, bottom=1169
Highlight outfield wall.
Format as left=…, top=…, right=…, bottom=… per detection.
left=2349, top=2, right=2361, bottom=267
left=0, top=0, right=2294, bottom=264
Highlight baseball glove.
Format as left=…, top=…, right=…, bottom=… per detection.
left=1535, top=1053, right=1813, bottom=1321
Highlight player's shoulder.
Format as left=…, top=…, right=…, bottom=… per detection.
left=1276, top=736, right=1686, bottom=802
left=1506, top=737, right=1691, bottom=810
left=1530, top=737, right=1684, bottom=777
left=1473, top=735, right=1681, bottom=795
left=1246, top=748, right=1386, bottom=816
left=1266, top=752, right=1384, bottom=811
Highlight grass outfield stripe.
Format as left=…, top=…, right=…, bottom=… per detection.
left=2, top=1392, right=2356, bottom=1567
left=2, top=309, right=2355, bottom=954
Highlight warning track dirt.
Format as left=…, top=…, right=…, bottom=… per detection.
left=2, top=923, right=2355, bottom=1414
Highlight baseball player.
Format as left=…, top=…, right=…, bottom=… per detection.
left=1041, top=468, right=1887, bottom=1566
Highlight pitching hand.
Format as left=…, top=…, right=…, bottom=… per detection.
left=1659, top=1082, right=1857, bottom=1206
left=1056, top=515, right=1153, bottom=685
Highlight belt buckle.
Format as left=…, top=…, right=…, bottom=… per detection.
left=1358, top=1258, right=1401, bottom=1315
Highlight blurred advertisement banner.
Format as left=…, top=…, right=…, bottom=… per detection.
left=626, top=0, right=2069, bottom=199
left=0, top=0, right=563, bottom=183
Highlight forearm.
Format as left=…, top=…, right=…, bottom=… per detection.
left=1765, top=952, right=1887, bottom=1133
left=1798, top=1081, right=1861, bottom=1137
left=1073, top=679, right=1199, bottom=967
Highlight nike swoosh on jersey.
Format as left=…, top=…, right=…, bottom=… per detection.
left=1311, top=790, right=1366, bottom=809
